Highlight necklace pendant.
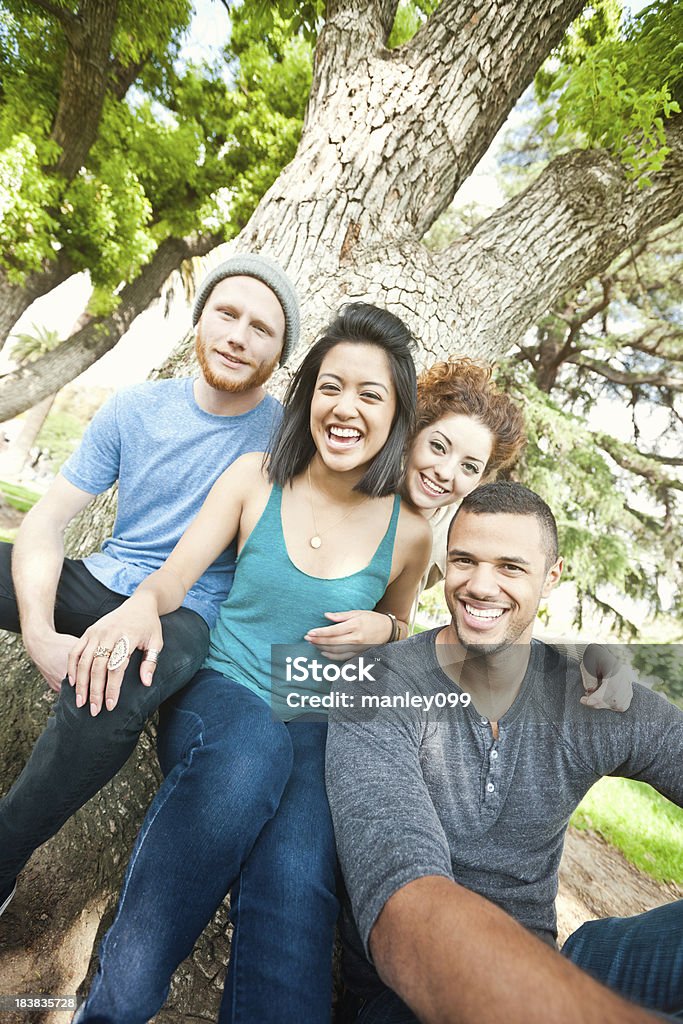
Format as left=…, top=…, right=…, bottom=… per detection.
left=310, top=535, right=322, bottom=549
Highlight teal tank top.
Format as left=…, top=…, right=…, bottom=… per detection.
left=204, top=483, right=401, bottom=718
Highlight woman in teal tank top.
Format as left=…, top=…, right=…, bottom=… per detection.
left=72, top=304, right=432, bottom=1024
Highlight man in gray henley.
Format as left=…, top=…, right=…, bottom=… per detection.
left=326, top=481, right=683, bottom=1024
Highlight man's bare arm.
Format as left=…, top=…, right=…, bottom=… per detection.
left=12, top=476, right=96, bottom=690
left=370, top=876, right=659, bottom=1024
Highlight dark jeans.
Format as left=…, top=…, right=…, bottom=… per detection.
left=352, top=901, right=683, bottom=1022
left=77, top=670, right=339, bottom=1024
left=0, top=541, right=209, bottom=887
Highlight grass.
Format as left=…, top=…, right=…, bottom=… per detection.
left=571, top=776, right=683, bottom=885
left=0, top=479, right=41, bottom=512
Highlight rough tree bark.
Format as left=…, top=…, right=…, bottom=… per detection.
left=42, top=0, right=121, bottom=183
left=1, top=1, right=682, bottom=1019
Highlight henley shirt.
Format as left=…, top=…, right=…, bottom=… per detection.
left=326, top=629, right=683, bottom=962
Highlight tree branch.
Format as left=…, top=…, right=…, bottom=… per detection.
left=304, top=0, right=585, bottom=240
left=585, top=592, right=640, bottom=637
left=564, top=355, right=683, bottom=390
left=0, top=232, right=222, bottom=422
left=29, top=0, right=79, bottom=34
left=49, top=0, right=120, bottom=181
left=400, top=0, right=587, bottom=234
left=110, top=57, right=146, bottom=101
left=629, top=327, right=683, bottom=362
left=324, top=0, right=400, bottom=53
left=625, top=504, right=665, bottom=533
left=560, top=281, right=612, bottom=331
left=595, top=432, right=683, bottom=491
left=0, top=251, right=75, bottom=351
left=428, top=115, right=683, bottom=360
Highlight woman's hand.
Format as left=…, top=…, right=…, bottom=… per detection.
left=305, top=610, right=396, bottom=660
left=579, top=644, right=633, bottom=711
left=67, top=593, right=163, bottom=716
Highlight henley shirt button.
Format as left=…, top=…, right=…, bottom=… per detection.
left=486, top=782, right=495, bottom=793
left=491, top=750, right=499, bottom=760
left=480, top=716, right=488, bottom=725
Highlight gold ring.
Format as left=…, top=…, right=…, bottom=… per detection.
left=144, top=649, right=160, bottom=664
left=93, top=644, right=112, bottom=658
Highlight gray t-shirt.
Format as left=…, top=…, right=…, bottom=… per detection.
left=325, top=628, right=683, bottom=961
left=62, top=378, right=282, bottom=627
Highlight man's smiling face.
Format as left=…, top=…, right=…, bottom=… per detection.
left=194, top=275, right=285, bottom=394
left=444, top=510, right=563, bottom=654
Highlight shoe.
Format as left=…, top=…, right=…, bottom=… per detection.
left=0, top=878, right=16, bottom=917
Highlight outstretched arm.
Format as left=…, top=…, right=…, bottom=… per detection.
left=371, top=876, right=659, bottom=1024
left=12, top=475, right=97, bottom=691
left=326, top=661, right=662, bottom=1024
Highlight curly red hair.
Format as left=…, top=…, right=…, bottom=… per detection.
left=415, top=357, right=526, bottom=479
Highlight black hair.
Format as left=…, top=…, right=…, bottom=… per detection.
left=448, top=481, right=559, bottom=565
left=268, top=302, right=417, bottom=496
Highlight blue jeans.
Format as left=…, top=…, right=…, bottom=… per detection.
left=563, top=901, right=683, bottom=1019
left=77, top=669, right=339, bottom=1023
left=354, top=901, right=683, bottom=1022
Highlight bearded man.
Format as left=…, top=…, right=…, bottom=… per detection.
left=0, top=254, right=299, bottom=918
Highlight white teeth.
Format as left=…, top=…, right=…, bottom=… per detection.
left=465, top=604, right=504, bottom=620
left=329, top=426, right=361, bottom=438
left=420, top=473, right=447, bottom=495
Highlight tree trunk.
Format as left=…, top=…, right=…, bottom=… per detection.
left=1, top=0, right=683, bottom=1016
left=0, top=395, right=56, bottom=480
left=48, top=0, right=120, bottom=183
left=0, top=255, right=74, bottom=352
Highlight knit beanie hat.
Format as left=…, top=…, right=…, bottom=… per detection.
left=192, top=253, right=300, bottom=366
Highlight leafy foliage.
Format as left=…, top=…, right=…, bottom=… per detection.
left=631, top=645, right=683, bottom=703
left=0, top=1, right=312, bottom=310
left=496, top=357, right=681, bottom=636
left=234, top=0, right=325, bottom=46
left=388, top=0, right=440, bottom=48
left=0, top=135, right=60, bottom=281
left=520, top=215, right=682, bottom=631
left=537, top=0, right=683, bottom=183
left=10, top=322, right=62, bottom=362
